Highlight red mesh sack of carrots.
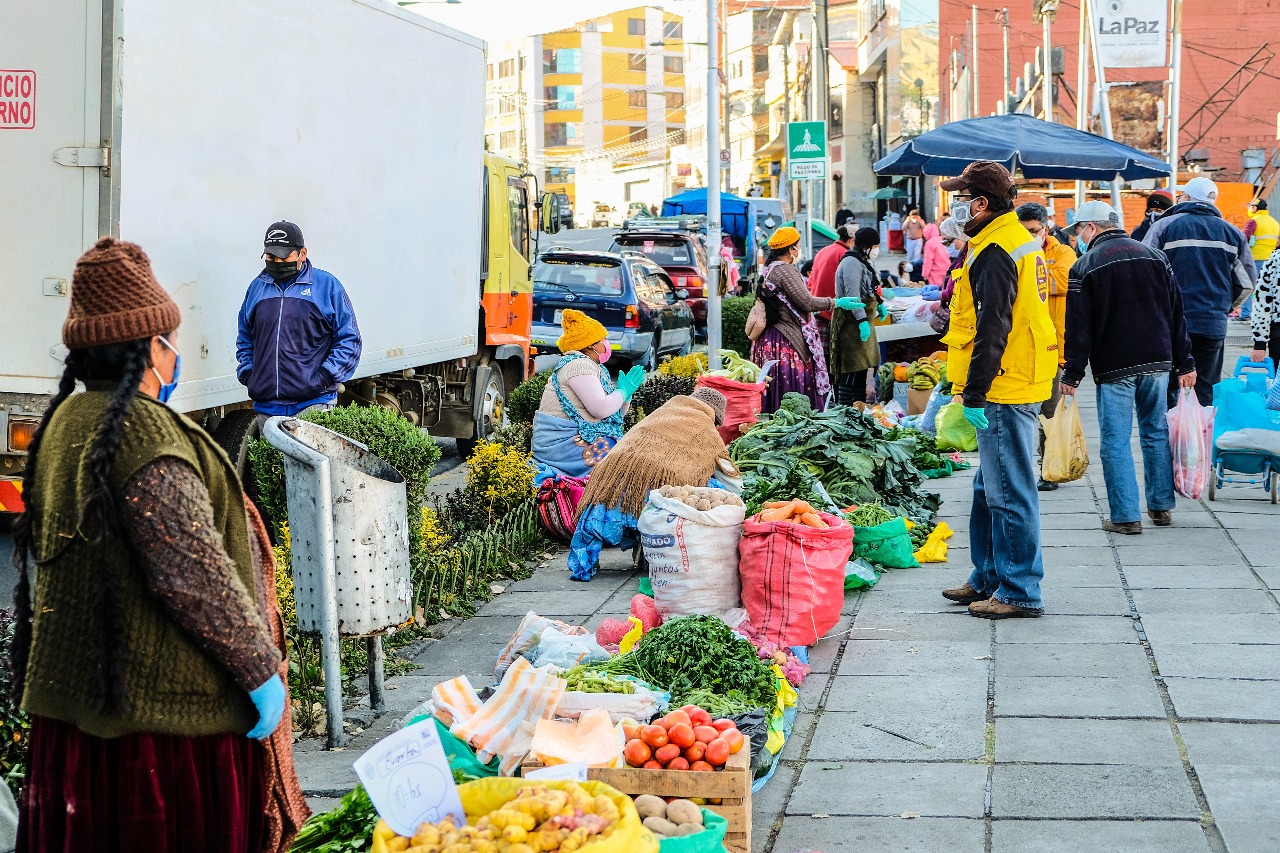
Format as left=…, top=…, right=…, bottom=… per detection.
left=737, top=502, right=854, bottom=647
left=696, top=374, right=766, bottom=444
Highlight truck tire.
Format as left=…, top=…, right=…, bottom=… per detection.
left=456, top=368, right=507, bottom=460
left=212, top=409, right=260, bottom=483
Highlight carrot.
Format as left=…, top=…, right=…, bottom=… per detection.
left=763, top=501, right=791, bottom=509
left=798, top=512, right=828, bottom=528
left=758, top=508, right=792, bottom=522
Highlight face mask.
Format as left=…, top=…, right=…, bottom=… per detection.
left=868, top=246, right=880, bottom=260
left=151, top=335, right=181, bottom=403
left=950, top=200, right=972, bottom=225
left=265, top=259, right=300, bottom=282
left=595, top=342, right=612, bottom=364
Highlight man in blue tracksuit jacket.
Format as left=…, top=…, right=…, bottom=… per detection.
left=237, top=221, right=362, bottom=427
left=1143, top=177, right=1255, bottom=406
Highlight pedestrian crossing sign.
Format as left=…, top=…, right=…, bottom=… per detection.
left=787, top=121, right=827, bottom=180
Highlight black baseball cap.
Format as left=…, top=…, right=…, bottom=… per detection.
left=263, top=221, right=305, bottom=258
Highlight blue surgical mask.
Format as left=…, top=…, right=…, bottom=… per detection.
left=152, top=335, right=181, bottom=403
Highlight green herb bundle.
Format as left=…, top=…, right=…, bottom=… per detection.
left=289, top=785, right=378, bottom=853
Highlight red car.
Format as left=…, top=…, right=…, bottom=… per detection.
left=609, top=224, right=711, bottom=339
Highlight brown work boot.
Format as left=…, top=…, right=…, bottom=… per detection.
left=1103, top=519, right=1143, bottom=535
left=942, top=583, right=987, bottom=604
left=968, top=597, right=1043, bottom=619
left=1148, top=510, right=1172, bottom=527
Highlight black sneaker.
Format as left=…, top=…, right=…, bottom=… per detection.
left=1037, top=479, right=1059, bottom=492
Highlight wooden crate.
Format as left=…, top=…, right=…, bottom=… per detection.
left=524, top=745, right=751, bottom=852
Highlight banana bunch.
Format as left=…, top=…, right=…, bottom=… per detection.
left=906, top=359, right=943, bottom=390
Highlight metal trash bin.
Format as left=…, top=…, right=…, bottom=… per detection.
left=263, top=417, right=412, bottom=747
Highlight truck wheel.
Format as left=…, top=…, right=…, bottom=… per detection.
left=212, top=409, right=260, bottom=483
left=456, top=369, right=507, bottom=460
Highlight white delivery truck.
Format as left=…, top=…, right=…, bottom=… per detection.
left=0, top=0, right=557, bottom=511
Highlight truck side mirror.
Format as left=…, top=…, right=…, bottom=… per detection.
left=540, top=193, right=562, bottom=234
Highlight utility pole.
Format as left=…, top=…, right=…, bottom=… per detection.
left=706, top=0, right=723, bottom=369
left=814, top=0, right=829, bottom=221
left=1001, top=8, right=1010, bottom=114
left=780, top=40, right=793, bottom=212
left=1040, top=0, right=1058, bottom=123
left=1167, top=0, right=1184, bottom=191
left=517, top=51, right=528, bottom=169
left=971, top=5, right=979, bottom=118
left=1075, top=0, right=1088, bottom=207
left=1085, top=0, right=1122, bottom=223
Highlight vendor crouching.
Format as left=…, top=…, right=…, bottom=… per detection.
left=531, top=309, right=645, bottom=486
left=568, top=388, right=738, bottom=581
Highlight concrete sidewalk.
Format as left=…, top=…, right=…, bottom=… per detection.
left=294, top=373, right=1280, bottom=853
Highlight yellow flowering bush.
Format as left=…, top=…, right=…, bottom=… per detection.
left=465, top=439, right=536, bottom=517
left=420, top=506, right=449, bottom=554
left=657, top=352, right=708, bottom=379
left=273, top=523, right=296, bottom=630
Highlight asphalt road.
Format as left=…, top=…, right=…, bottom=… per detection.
left=543, top=227, right=614, bottom=253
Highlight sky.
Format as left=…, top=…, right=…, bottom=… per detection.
left=409, top=0, right=693, bottom=45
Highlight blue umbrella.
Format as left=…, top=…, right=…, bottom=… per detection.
left=874, top=113, right=1170, bottom=181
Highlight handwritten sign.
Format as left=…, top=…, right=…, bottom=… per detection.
left=354, top=719, right=465, bottom=837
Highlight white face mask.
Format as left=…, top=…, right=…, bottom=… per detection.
left=950, top=199, right=972, bottom=225
left=868, top=246, right=880, bottom=260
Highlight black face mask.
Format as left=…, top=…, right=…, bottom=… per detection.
left=264, top=259, right=300, bottom=282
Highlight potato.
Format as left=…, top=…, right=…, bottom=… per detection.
left=674, top=822, right=705, bottom=836
left=633, top=794, right=667, bottom=820
left=642, top=816, right=680, bottom=837
left=665, top=799, right=702, bottom=826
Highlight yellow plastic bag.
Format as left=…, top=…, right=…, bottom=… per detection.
left=1040, top=396, right=1089, bottom=483
left=913, top=521, right=954, bottom=564
left=371, top=779, right=658, bottom=853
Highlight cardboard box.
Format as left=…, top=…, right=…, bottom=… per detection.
left=908, top=387, right=932, bottom=415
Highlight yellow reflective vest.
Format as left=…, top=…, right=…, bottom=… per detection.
left=1250, top=211, right=1279, bottom=261
left=942, top=211, right=1058, bottom=405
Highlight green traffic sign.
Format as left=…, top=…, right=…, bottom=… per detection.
left=787, top=121, right=827, bottom=179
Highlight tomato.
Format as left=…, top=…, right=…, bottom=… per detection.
left=662, top=710, right=692, bottom=730
left=640, top=725, right=669, bottom=749
left=666, top=756, right=690, bottom=771
left=722, top=727, right=745, bottom=754
left=622, top=722, right=641, bottom=741
left=643, top=760, right=663, bottom=770
left=624, top=739, right=651, bottom=767
left=667, top=722, right=696, bottom=749
left=683, top=741, right=706, bottom=762
left=711, top=718, right=736, bottom=733
left=692, top=725, right=719, bottom=744
left=654, top=744, right=682, bottom=765
left=690, top=760, right=714, bottom=772
left=705, top=737, right=730, bottom=767
left=688, top=707, right=713, bottom=727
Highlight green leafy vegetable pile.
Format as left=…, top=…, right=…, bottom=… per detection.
left=886, top=425, right=949, bottom=473
left=595, top=615, right=777, bottom=710
left=730, top=393, right=941, bottom=525
left=289, top=785, right=378, bottom=853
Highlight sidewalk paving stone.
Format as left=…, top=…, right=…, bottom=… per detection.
left=787, top=761, right=988, bottom=817
left=837, top=641, right=992, bottom=676
left=1119, top=545, right=1248, bottom=567
left=991, top=764, right=1201, bottom=818
left=824, top=675, right=988, bottom=716
left=995, top=615, right=1137, bottom=644
left=1041, top=528, right=1112, bottom=547
left=772, top=816, right=984, bottom=852
left=994, top=675, right=1166, bottom=718
left=1041, top=546, right=1119, bottom=569
left=1164, top=677, right=1280, bottom=721
left=1034, top=585, right=1131, bottom=615
left=1113, top=527, right=1235, bottom=546
left=1139, top=613, right=1280, bottom=645
left=1120, top=564, right=1263, bottom=589
left=1129, top=588, right=1278, bottom=614
left=995, top=718, right=1183, bottom=765
left=848, top=611, right=994, bottom=642
left=1251, top=565, right=1280, bottom=589
left=990, top=820, right=1211, bottom=852
left=1180, top=722, right=1280, bottom=766
left=1195, top=766, right=1280, bottom=819
left=1214, top=821, right=1280, bottom=853
left=474, top=589, right=615, bottom=617
left=807, top=707, right=987, bottom=761
left=1150, top=643, right=1280, bottom=679
left=995, top=642, right=1153, bottom=678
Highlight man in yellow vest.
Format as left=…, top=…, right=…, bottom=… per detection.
left=937, top=161, right=1059, bottom=619
left=1240, top=199, right=1279, bottom=321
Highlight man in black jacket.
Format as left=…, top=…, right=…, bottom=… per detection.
left=1061, top=201, right=1197, bottom=534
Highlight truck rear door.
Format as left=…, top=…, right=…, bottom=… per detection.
left=1, top=1, right=105, bottom=395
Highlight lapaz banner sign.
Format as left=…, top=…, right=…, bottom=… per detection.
left=1094, top=0, right=1167, bottom=68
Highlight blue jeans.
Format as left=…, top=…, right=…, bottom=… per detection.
left=966, top=402, right=1044, bottom=610
left=1097, top=372, right=1175, bottom=523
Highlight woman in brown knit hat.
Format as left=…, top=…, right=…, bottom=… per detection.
left=10, top=238, right=308, bottom=852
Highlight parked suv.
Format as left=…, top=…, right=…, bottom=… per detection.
left=608, top=224, right=710, bottom=338
left=530, top=250, right=694, bottom=370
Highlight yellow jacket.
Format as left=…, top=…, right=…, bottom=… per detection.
left=942, top=211, right=1058, bottom=405
left=1250, top=211, right=1279, bottom=261
left=1042, top=234, right=1075, bottom=366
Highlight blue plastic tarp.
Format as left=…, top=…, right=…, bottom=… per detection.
left=874, top=113, right=1171, bottom=181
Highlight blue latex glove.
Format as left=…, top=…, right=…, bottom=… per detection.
left=880, top=288, right=896, bottom=300
left=858, top=321, right=871, bottom=342
left=963, top=406, right=990, bottom=430
left=876, top=303, right=889, bottom=320
left=617, top=365, right=646, bottom=401
left=246, top=674, right=286, bottom=739
left=834, top=297, right=865, bottom=311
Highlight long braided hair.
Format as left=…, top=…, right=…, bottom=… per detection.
left=11, top=338, right=155, bottom=713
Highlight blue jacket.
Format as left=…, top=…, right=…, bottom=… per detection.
left=236, top=260, right=361, bottom=415
left=1143, top=201, right=1256, bottom=339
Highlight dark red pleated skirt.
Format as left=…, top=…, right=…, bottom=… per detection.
left=17, top=716, right=266, bottom=853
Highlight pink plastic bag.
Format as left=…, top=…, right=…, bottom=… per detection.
left=1167, top=388, right=1215, bottom=499
left=737, top=511, right=853, bottom=647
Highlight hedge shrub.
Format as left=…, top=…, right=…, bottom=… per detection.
left=506, top=370, right=552, bottom=425
left=720, top=295, right=755, bottom=358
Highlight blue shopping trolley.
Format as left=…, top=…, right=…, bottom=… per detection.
left=1208, top=356, right=1280, bottom=501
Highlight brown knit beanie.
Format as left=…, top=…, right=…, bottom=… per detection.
left=62, top=237, right=181, bottom=349
left=690, top=387, right=728, bottom=426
